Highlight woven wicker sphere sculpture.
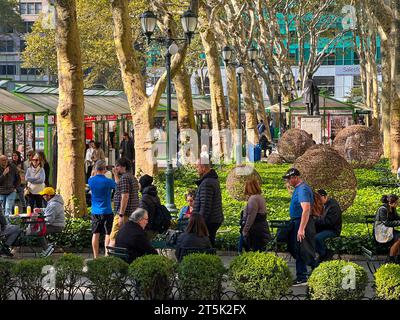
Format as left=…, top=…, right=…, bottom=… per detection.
left=267, top=153, right=286, bottom=164
left=332, top=125, right=383, bottom=168
left=226, top=165, right=262, bottom=201
left=277, top=128, right=315, bottom=163
left=294, top=145, right=357, bottom=211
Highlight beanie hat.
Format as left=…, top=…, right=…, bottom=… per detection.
left=139, top=174, right=153, bottom=190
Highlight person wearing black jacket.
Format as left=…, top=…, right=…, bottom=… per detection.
left=374, top=194, right=400, bottom=263
left=193, top=157, right=224, bottom=246
left=138, top=174, right=160, bottom=239
left=115, top=208, right=157, bottom=264
left=175, top=214, right=212, bottom=262
left=314, top=189, right=342, bottom=263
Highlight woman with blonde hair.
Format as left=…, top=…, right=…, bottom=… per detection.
left=240, top=177, right=271, bottom=252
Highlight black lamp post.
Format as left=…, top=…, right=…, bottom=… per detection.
left=140, top=9, right=198, bottom=212
left=222, top=46, right=257, bottom=164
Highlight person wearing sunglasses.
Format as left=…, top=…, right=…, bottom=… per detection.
left=25, top=153, right=45, bottom=208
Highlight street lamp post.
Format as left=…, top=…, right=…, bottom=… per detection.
left=222, top=46, right=257, bottom=165
left=140, top=9, right=198, bottom=212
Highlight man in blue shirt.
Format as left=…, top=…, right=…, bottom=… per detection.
left=283, top=168, right=317, bottom=285
left=88, top=160, right=116, bottom=258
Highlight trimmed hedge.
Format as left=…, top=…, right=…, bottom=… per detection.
left=86, top=256, right=129, bottom=300
left=0, top=259, right=15, bottom=300
left=129, top=254, right=175, bottom=300
left=375, top=263, right=400, bottom=300
left=177, top=253, right=226, bottom=300
left=228, top=252, right=292, bottom=300
left=12, top=257, right=53, bottom=300
left=308, top=260, right=368, bottom=300
left=54, top=253, right=85, bottom=299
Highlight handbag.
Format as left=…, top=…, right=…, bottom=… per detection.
left=375, top=207, right=393, bottom=243
left=165, top=229, right=183, bottom=247
left=276, top=220, right=294, bottom=243
left=24, top=186, right=31, bottom=197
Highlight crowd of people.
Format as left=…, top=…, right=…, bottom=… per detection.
left=1, top=139, right=399, bottom=286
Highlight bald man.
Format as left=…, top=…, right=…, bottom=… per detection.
left=0, top=155, right=20, bottom=217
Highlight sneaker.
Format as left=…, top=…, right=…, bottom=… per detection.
left=0, top=246, right=13, bottom=257
left=292, top=279, right=308, bottom=286
left=40, top=245, right=55, bottom=257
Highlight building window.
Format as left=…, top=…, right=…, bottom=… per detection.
left=353, top=52, right=360, bottom=65
left=21, top=68, right=39, bottom=75
left=0, top=65, right=17, bottom=75
left=322, top=53, right=336, bottom=65
left=24, top=21, right=35, bottom=33
left=353, top=75, right=361, bottom=88
left=0, top=40, right=14, bottom=52
left=35, top=3, right=42, bottom=13
left=314, top=76, right=335, bottom=96
left=20, top=40, right=26, bottom=52
left=27, top=3, right=35, bottom=14
left=20, top=3, right=27, bottom=14
left=20, top=2, right=42, bottom=15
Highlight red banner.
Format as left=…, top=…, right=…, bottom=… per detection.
left=3, top=114, right=25, bottom=122
left=105, top=115, right=117, bottom=121
left=84, top=116, right=97, bottom=122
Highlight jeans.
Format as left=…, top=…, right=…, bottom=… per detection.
left=0, top=224, right=21, bottom=246
left=291, top=218, right=317, bottom=281
left=0, top=192, right=16, bottom=217
left=315, top=230, right=337, bottom=258
left=16, top=186, right=26, bottom=207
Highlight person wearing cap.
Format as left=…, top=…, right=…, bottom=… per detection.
left=38, top=187, right=65, bottom=257
left=283, top=167, right=317, bottom=285
left=88, top=160, right=116, bottom=258
left=314, top=189, right=342, bottom=263
left=138, top=174, right=161, bottom=240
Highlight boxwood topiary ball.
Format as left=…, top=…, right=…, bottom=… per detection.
left=267, top=152, right=286, bottom=164
left=226, top=165, right=262, bottom=201
left=277, top=128, right=315, bottom=163
left=375, top=263, right=400, bottom=300
left=333, top=125, right=383, bottom=168
left=294, top=145, right=357, bottom=212
left=228, top=252, right=292, bottom=300
left=308, top=260, right=368, bottom=300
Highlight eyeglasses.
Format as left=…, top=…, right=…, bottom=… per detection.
left=32, top=159, right=39, bottom=162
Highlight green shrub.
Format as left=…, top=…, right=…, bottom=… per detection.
left=375, top=263, right=400, bottom=300
left=228, top=252, right=292, bottom=300
left=54, top=253, right=85, bottom=300
left=177, top=253, right=225, bottom=300
left=0, top=259, right=16, bottom=300
left=308, top=260, right=368, bottom=300
left=12, top=257, right=53, bottom=300
left=86, top=256, right=129, bottom=300
left=129, top=255, right=175, bottom=300
left=48, top=217, right=92, bottom=251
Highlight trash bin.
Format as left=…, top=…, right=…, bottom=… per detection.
left=248, top=144, right=261, bottom=162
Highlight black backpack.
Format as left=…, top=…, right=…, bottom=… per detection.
left=152, top=204, right=172, bottom=234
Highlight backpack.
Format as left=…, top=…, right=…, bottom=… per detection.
left=152, top=204, right=172, bottom=234
left=312, top=191, right=324, bottom=217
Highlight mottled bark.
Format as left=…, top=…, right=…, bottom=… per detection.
left=111, top=0, right=188, bottom=175
left=381, top=34, right=391, bottom=157
left=55, top=0, right=87, bottom=216
left=173, top=66, right=196, bottom=130
left=199, top=4, right=228, bottom=161
left=242, top=69, right=259, bottom=146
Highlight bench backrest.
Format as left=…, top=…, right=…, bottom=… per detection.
left=106, top=246, right=129, bottom=262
